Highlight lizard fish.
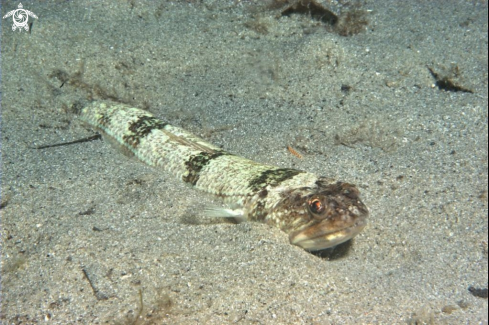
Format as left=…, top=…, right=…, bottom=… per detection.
left=76, top=101, right=368, bottom=251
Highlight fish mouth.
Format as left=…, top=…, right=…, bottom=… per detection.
left=289, top=219, right=367, bottom=251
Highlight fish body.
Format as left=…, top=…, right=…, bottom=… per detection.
left=77, top=101, right=368, bottom=251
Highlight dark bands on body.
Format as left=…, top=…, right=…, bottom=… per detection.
left=79, top=101, right=368, bottom=251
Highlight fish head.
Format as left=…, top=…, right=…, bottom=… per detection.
left=284, top=180, right=368, bottom=251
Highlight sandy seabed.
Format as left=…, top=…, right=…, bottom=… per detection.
left=1, top=0, right=487, bottom=324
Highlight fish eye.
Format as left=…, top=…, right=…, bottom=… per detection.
left=308, top=197, right=325, bottom=214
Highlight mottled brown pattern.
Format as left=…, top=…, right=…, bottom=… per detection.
left=122, top=115, right=168, bottom=147
left=80, top=101, right=368, bottom=251
left=97, top=113, right=111, bottom=128
left=183, top=151, right=228, bottom=185
left=248, top=168, right=304, bottom=192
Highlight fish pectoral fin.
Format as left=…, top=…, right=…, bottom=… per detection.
left=203, top=205, right=246, bottom=222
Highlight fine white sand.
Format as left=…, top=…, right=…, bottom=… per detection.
left=1, top=0, right=487, bottom=323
